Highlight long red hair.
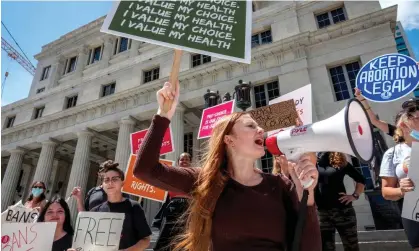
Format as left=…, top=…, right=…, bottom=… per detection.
left=174, top=112, right=245, bottom=251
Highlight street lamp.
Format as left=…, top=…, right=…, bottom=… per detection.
left=234, top=80, right=252, bottom=111
left=203, top=89, right=221, bottom=108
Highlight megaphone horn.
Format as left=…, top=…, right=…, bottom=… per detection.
left=265, top=98, right=374, bottom=188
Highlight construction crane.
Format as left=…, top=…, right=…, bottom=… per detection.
left=1, top=21, right=36, bottom=98
left=1, top=37, right=36, bottom=76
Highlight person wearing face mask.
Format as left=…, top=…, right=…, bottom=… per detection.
left=24, top=181, right=47, bottom=212
left=37, top=195, right=73, bottom=251
left=153, top=152, right=193, bottom=251
left=380, top=101, right=419, bottom=250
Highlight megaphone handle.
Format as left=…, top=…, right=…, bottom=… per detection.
left=287, top=150, right=315, bottom=189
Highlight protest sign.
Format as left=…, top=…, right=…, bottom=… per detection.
left=122, top=154, right=173, bottom=202
left=198, top=100, right=235, bottom=139
left=402, top=142, right=419, bottom=222
left=130, top=126, right=173, bottom=155
left=356, top=53, right=419, bottom=102
left=249, top=99, right=298, bottom=132
left=1, top=222, right=56, bottom=251
left=268, top=84, right=312, bottom=135
left=73, top=212, right=125, bottom=251
left=101, top=0, right=252, bottom=64
left=1, top=205, right=38, bottom=224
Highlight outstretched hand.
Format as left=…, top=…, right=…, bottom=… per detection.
left=156, top=81, right=180, bottom=120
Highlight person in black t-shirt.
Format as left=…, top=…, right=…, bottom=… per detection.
left=90, top=161, right=151, bottom=250
left=315, top=152, right=366, bottom=251
left=37, top=195, right=73, bottom=251
left=71, top=160, right=130, bottom=212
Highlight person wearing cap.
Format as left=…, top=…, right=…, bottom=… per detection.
left=380, top=102, right=419, bottom=250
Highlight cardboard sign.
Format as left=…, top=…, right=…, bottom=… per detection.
left=198, top=100, right=235, bottom=139
left=122, top=154, right=173, bottom=202
left=356, top=53, right=419, bottom=102
left=268, top=84, right=312, bottom=135
left=402, top=142, right=419, bottom=222
left=130, top=127, right=173, bottom=155
left=73, top=212, right=125, bottom=251
left=101, top=0, right=252, bottom=64
left=1, top=222, right=56, bottom=251
left=248, top=99, right=298, bottom=132
left=1, top=206, right=38, bottom=224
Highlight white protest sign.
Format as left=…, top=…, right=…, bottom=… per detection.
left=73, top=212, right=125, bottom=251
left=402, top=142, right=419, bottom=221
left=268, top=84, right=312, bottom=135
left=1, top=201, right=39, bottom=224
left=1, top=222, right=56, bottom=251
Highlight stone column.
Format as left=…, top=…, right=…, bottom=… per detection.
left=49, top=56, right=65, bottom=88
left=101, top=37, right=114, bottom=68
left=33, top=140, right=57, bottom=185
left=65, top=130, right=93, bottom=219
left=75, top=46, right=89, bottom=78
left=165, top=108, right=185, bottom=162
left=115, top=117, right=136, bottom=172
left=192, top=127, right=200, bottom=164
left=129, top=40, right=141, bottom=58
left=1, top=148, right=25, bottom=211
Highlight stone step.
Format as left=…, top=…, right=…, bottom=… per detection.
left=335, top=229, right=407, bottom=242
left=336, top=240, right=411, bottom=251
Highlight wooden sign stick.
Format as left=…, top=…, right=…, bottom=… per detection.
left=163, top=49, right=183, bottom=113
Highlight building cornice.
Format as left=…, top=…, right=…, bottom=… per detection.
left=2, top=6, right=397, bottom=144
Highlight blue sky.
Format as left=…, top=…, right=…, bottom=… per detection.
left=1, top=1, right=419, bottom=106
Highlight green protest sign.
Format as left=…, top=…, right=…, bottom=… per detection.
left=101, top=0, right=252, bottom=64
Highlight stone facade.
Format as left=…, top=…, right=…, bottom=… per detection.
left=1, top=1, right=409, bottom=228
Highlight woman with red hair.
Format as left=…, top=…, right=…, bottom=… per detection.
left=134, top=81, right=321, bottom=251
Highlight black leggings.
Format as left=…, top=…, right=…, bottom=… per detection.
left=154, top=198, right=189, bottom=251
left=318, top=207, right=359, bottom=251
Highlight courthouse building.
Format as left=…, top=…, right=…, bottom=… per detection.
left=1, top=1, right=412, bottom=228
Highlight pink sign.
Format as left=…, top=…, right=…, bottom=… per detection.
left=130, top=127, right=174, bottom=155
left=198, top=100, right=235, bottom=139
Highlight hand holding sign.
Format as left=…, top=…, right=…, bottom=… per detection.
left=162, top=50, right=182, bottom=114
left=157, top=80, right=180, bottom=120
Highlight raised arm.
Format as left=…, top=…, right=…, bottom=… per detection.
left=354, top=88, right=393, bottom=135
left=133, top=81, right=199, bottom=194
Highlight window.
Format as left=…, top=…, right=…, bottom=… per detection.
left=316, top=7, right=346, bottom=29
left=261, top=150, right=273, bottom=173
left=63, top=56, right=77, bottom=75
left=329, top=61, right=361, bottom=101
left=252, top=2, right=256, bottom=12
left=351, top=157, right=375, bottom=191
left=36, top=87, right=45, bottom=94
left=192, top=54, right=211, bottom=67
left=398, top=48, right=410, bottom=56
left=144, top=67, right=160, bottom=83
left=253, top=80, right=280, bottom=108
left=66, top=95, right=78, bottom=109
left=87, top=46, right=102, bottom=65
left=396, top=32, right=401, bottom=37
left=33, top=107, right=45, bottom=120
left=40, top=66, right=51, bottom=81
left=113, top=37, right=131, bottom=54
left=102, top=83, right=116, bottom=97
left=184, top=132, right=193, bottom=157
left=5, top=116, right=15, bottom=128
left=251, top=30, right=272, bottom=48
